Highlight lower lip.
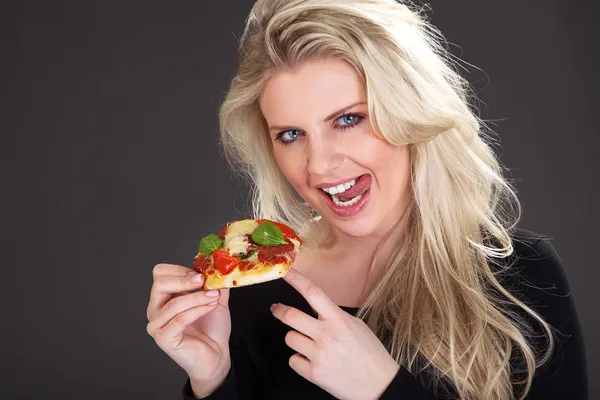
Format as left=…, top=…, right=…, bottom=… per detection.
left=319, top=185, right=371, bottom=217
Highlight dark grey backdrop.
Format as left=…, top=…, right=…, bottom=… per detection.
left=2, top=0, right=598, bottom=398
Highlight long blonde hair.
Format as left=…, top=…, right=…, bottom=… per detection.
left=217, top=0, right=554, bottom=398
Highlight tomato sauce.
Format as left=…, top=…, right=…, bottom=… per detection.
left=239, top=260, right=254, bottom=271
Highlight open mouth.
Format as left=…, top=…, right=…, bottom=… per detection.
left=319, top=174, right=371, bottom=208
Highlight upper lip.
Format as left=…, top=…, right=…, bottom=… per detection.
left=314, top=174, right=363, bottom=189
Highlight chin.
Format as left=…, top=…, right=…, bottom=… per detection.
left=318, top=209, right=384, bottom=239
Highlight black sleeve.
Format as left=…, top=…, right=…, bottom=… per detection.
left=378, top=367, right=438, bottom=399
left=182, top=326, right=261, bottom=399
left=518, top=238, right=588, bottom=399
left=182, top=366, right=236, bottom=400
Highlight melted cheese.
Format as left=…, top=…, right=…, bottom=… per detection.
left=224, top=219, right=259, bottom=256
left=226, top=235, right=249, bottom=256
left=224, top=219, right=259, bottom=240
left=246, top=251, right=259, bottom=263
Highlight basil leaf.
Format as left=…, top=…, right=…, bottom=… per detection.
left=198, top=234, right=223, bottom=254
left=238, top=249, right=256, bottom=260
left=251, top=221, right=287, bottom=246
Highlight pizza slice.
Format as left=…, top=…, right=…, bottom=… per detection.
left=192, top=219, right=303, bottom=290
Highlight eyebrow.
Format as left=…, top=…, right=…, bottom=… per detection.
left=268, top=101, right=367, bottom=131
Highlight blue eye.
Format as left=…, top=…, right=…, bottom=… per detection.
left=336, top=113, right=365, bottom=131
left=274, top=128, right=304, bottom=146
left=338, top=114, right=359, bottom=126
left=279, top=129, right=301, bottom=142
left=274, top=112, right=365, bottom=146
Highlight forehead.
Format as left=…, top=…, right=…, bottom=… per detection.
left=259, top=58, right=365, bottom=122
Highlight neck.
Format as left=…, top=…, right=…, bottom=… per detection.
left=320, top=201, right=411, bottom=275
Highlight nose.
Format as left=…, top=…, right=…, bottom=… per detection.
left=306, top=134, right=343, bottom=176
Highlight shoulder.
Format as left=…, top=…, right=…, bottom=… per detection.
left=510, top=228, right=569, bottom=292
left=496, top=227, right=582, bottom=341
left=502, top=233, right=588, bottom=395
left=498, top=228, right=571, bottom=300
left=509, top=227, right=557, bottom=262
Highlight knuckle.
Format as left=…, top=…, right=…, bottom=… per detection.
left=153, top=329, right=167, bottom=345
left=146, top=305, right=153, bottom=322
left=164, top=297, right=180, bottom=313
left=319, top=333, right=336, bottom=347
left=316, top=327, right=336, bottom=346
left=152, top=263, right=167, bottom=278
left=311, top=364, right=326, bottom=382
left=280, top=306, right=294, bottom=320
left=289, top=353, right=303, bottom=371
left=306, top=284, right=322, bottom=298
left=181, top=276, right=193, bottom=288
left=313, top=324, right=325, bottom=338
left=146, top=322, right=156, bottom=337
left=153, top=277, right=165, bottom=292
left=284, top=330, right=295, bottom=345
left=174, top=312, right=189, bottom=326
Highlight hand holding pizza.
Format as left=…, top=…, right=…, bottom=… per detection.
left=146, top=218, right=304, bottom=395
left=271, top=268, right=401, bottom=400
left=146, top=263, right=233, bottom=391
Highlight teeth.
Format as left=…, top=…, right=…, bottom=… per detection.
left=331, top=193, right=363, bottom=207
left=322, top=179, right=356, bottom=195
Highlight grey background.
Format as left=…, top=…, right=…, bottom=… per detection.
left=2, top=0, right=598, bottom=398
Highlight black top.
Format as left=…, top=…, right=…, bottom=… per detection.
left=182, top=229, right=588, bottom=399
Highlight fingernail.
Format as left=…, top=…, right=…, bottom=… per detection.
left=270, top=303, right=277, bottom=312
left=190, top=274, right=203, bottom=283
left=205, top=290, right=219, bottom=297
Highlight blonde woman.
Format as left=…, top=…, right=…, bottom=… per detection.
left=146, top=0, right=588, bottom=399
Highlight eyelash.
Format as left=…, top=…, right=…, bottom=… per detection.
left=274, top=112, right=366, bottom=147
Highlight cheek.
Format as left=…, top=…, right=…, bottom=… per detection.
left=357, top=135, right=406, bottom=167
left=369, top=142, right=411, bottom=190
left=349, top=125, right=398, bottom=164
left=387, top=146, right=411, bottom=194
left=273, top=148, right=307, bottom=188
left=387, top=144, right=410, bottom=170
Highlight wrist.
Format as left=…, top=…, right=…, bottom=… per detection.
left=190, top=360, right=232, bottom=399
left=371, top=360, right=400, bottom=400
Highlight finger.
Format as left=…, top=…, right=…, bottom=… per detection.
left=285, top=329, right=316, bottom=360
left=271, top=303, right=321, bottom=339
left=152, top=263, right=192, bottom=278
left=282, top=268, right=340, bottom=320
left=289, top=353, right=313, bottom=383
left=147, top=289, right=220, bottom=334
left=147, top=273, right=205, bottom=321
left=152, top=302, right=219, bottom=349
left=217, top=287, right=230, bottom=307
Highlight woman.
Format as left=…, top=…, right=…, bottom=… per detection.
left=146, top=0, right=588, bottom=398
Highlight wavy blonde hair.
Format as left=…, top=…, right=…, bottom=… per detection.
left=217, top=0, right=554, bottom=398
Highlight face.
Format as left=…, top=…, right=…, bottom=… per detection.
left=259, top=57, right=411, bottom=240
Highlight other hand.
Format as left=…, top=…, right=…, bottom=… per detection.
left=270, top=268, right=400, bottom=400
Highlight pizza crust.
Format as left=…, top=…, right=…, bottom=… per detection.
left=203, top=261, right=292, bottom=290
